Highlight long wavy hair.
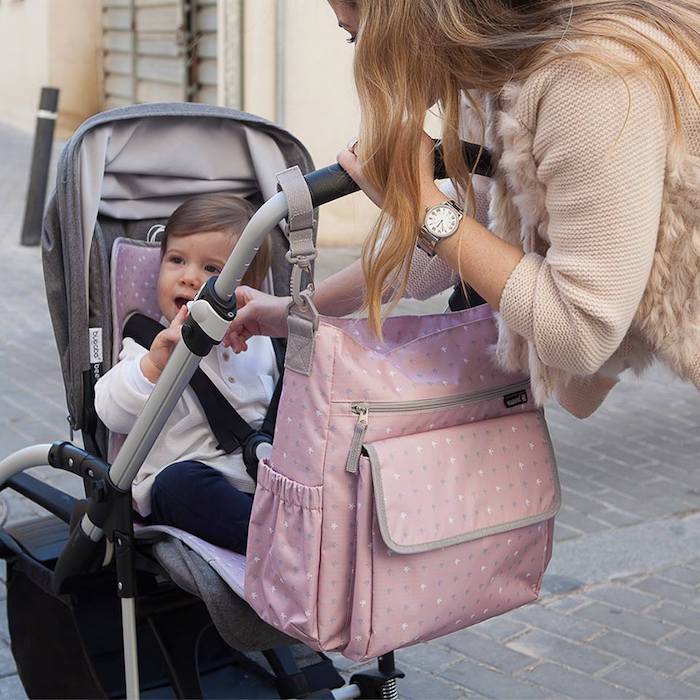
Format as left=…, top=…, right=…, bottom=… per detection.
left=345, top=0, right=700, bottom=337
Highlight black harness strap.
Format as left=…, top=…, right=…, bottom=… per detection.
left=448, top=284, right=487, bottom=312
left=262, top=338, right=286, bottom=437
left=122, top=314, right=285, bottom=479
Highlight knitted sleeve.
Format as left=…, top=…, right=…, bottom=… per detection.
left=498, top=63, right=668, bottom=375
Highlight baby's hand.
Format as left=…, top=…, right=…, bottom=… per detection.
left=140, top=305, right=188, bottom=383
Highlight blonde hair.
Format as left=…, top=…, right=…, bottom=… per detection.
left=349, top=0, right=700, bottom=337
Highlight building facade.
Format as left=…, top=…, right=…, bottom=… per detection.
left=0, top=0, right=102, bottom=139
left=0, top=0, right=380, bottom=243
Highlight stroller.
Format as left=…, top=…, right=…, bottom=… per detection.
left=0, top=103, right=500, bottom=699
left=0, top=103, right=368, bottom=699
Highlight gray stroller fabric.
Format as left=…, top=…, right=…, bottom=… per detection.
left=42, top=102, right=316, bottom=439
left=152, top=538, right=296, bottom=652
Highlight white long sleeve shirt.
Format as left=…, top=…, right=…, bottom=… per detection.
left=94, top=333, right=278, bottom=516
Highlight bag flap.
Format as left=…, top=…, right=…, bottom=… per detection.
left=364, top=411, right=560, bottom=554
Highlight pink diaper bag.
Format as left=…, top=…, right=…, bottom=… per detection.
left=244, top=168, right=560, bottom=661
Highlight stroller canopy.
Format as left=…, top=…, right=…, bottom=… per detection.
left=42, top=102, right=316, bottom=447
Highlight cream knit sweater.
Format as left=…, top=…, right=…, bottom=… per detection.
left=407, top=18, right=700, bottom=418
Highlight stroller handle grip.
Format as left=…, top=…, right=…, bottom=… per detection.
left=304, top=141, right=493, bottom=208
left=304, top=163, right=360, bottom=208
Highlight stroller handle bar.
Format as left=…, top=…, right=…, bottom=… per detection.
left=213, top=139, right=493, bottom=302
left=304, top=140, right=493, bottom=208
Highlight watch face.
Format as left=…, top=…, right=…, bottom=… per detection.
left=426, top=204, right=460, bottom=237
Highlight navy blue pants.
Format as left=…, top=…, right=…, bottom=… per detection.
left=150, top=460, right=254, bottom=555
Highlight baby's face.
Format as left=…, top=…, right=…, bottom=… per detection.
left=157, top=229, right=235, bottom=322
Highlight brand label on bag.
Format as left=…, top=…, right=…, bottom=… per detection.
left=89, top=327, right=103, bottom=364
left=504, top=390, right=528, bottom=408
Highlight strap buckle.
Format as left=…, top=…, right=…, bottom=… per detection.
left=289, top=288, right=319, bottom=331
left=285, top=248, right=317, bottom=269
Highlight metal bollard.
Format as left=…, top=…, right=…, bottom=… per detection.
left=20, top=87, right=60, bottom=247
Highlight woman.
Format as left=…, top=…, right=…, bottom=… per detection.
left=226, top=0, right=700, bottom=418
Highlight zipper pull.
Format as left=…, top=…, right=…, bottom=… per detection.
left=346, top=404, right=369, bottom=473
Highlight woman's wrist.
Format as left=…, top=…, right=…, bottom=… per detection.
left=421, top=183, right=450, bottom=210
left=313, top=259, right=366, bottom=317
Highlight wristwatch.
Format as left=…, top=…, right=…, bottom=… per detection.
left=417, top=200, right=464, bottom=257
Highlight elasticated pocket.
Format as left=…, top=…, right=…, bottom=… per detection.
left=245, top=459, right=324, bottom=647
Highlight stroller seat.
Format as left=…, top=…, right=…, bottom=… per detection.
left=110, top=234, right=291, bottom=645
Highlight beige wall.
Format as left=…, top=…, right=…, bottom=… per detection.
left=48, top=0, right=102, bottom=137
left=241, top=0, right=378, bottom=246
left=0, top=0, right=101, bottom=137
left=0, top=0, right=50, bottom=131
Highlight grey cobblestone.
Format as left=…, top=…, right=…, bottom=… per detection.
left=590, top=630, right=696, bottom=676
left=394, top=667, right=468, bottom=699
left=509, top=604, right=605, bottom=641
left=603, top=662, right=700, bottom=699
left=586, top=508, right=644, bottom=529
left=517, top=661, right=635, bottom=699
left=556, top=475, right=605, bottom=495
left=557, top=504, right=610, bottom=536
left=553, top=522, right=583, bottom=542
left=437, top=630, right=534, bottom=673
left=648, top=601, right=700, bottom=633
left=664, top=630, right=700, bottom=658
left=633, top=576, right=700, bottom=609
left=0, top=675, right=26, bottom=700
left=0, top=607, right=8, bottom=646
left=396, top=643, right=464, bottom=672
left=437, top=659, right=549, bottom=699
left=540, top=594, right=589, bottom=614
left=0, top=644, right=16, bottom=679
left=458, top=616, right=529, bottom=643
left=560, top=490, right=604, bottom=515
left=507, top=628, right=617, bottom=675
left=592, top=489, right=675, bottom=518
left=681, top=668, right=700, bottom=689
left=575, top=601, right=677, bottom=641
left=585, top=584, right=659, bottom=611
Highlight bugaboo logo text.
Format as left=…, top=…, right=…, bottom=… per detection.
left=89, top=327, right=103, bottom=365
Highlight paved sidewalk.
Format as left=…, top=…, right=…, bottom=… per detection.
left=0, top=120, right=699, bottom=698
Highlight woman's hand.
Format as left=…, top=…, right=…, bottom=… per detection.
left=337, top=131, right=438, bottom=208
left=140, top=304, right=187, bottom=383
left=223, top=286, right=291, bottom=353
left=337, top=138, right=384, bottom=207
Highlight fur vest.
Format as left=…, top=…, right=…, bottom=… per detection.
left=482, top=81, right=700, bottom=408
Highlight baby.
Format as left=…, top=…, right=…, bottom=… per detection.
left=95, top=193, right=275, bottom=554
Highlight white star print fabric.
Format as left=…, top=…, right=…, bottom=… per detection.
left=245, top=303, right=560, bottom=661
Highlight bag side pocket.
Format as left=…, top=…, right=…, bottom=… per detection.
left=245, top=459, right=324, bottom=647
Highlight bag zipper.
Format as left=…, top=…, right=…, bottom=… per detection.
left=344, top=380, right=530, bottom=473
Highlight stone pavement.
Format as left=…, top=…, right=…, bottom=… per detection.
left=0, top=120, right=699, bottom=698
